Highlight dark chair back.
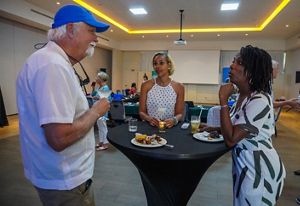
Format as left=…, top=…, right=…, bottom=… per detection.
left=110, top=101, right=126, bottom=122
left=182, top=102, right=190, bottom=122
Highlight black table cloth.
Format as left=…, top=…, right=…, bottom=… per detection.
left=108, top=121, right=230, bottom=206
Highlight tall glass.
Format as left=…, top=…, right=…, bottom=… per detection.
left=158, top=120, right=166, bottom=133
left=157, top=107, right=167, bottom=133
left=190, top=115, right=200, bottom=134
left=128, top=118, right=138, bottom=132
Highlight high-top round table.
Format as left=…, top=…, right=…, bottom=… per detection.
left=108, top=121, right=230, bottom=206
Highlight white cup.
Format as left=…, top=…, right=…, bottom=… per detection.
left=128, top=118, right=138, bottom=132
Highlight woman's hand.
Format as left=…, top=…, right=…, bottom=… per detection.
left=287, top=98, right=300, bottom=111
left=165, top=118, right=175, bottom=128
left=219, top=83, right=234, bottom=104
left=147, top=117, right=160, bottom=127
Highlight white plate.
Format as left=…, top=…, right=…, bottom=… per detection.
left=193, top=132, right=224, bottom=143
left=131, top=138, right=167, bottom=148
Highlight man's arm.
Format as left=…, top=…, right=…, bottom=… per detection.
left=43, top=99, right=110, bottom=152
left=273, top=98, right=300, bottom=110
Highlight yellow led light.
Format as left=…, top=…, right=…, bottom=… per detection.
left=73, top=0, right=129, bottom=32
left=73, top=0, right=290, bottom=34
left=259, top=0, right=290, bottom=30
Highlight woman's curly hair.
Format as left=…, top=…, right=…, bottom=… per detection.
left=239, top=45, right=273, bottom=94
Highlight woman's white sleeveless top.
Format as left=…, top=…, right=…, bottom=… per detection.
left=146, top=78, right=177, bottom=120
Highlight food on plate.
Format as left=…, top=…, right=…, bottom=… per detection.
left=208, top=131, right=220, bottom=140
left=135, top=133, right=147, bottom=141
left=135, top=133, right=162, bottom=145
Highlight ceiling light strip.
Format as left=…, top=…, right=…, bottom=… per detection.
left=130, top=27, right=261, bottom=34
left=259, top=0, right=290, bottom=30
left=73, top=0, right=129, bottom=32
left=73, top=0, right=290, bottom=34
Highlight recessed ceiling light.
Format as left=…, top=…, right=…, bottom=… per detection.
left=190, top=34, right=194, bottom=38
left=245, top=33, right=249, bottom=36
left=217, top=34, right=221, bottom=37
left=142, top=35, right=145, bottom=38
left=110, top=29, right=114, bottom=32
left=285, top=24, right=289, bottom=28
left=129, top=8, right=147, bottom=15
left=221, top=3, right=239, bottom=11
left=166, top=35, right=169, bottom=38
left=56, top=2, right=60, bottom=5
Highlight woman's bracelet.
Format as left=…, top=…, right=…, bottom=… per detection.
left=172, top=116, right=178, bottom=125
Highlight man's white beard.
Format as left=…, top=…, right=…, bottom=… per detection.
left=86, top=42, right=96, bottom=57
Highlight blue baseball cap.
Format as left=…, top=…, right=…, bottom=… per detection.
left=52, top=5, right=110, bottom=32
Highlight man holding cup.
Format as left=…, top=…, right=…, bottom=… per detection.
left=16, top=5, right=110, bottom=206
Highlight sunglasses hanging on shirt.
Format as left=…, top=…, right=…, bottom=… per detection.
left=67, top=55, right=90, bottom=95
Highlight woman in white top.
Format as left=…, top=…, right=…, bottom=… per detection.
left=139, top=52, right=184, bottom=128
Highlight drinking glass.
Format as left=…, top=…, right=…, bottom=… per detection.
left=157, top=107, right=167, bottom=133
left=190, top=115, right=200, bottom=134
left=98, top=90, right=112, bottom=99
left=158, top=120, right=166, bottom=133
left=128, top=118, right=138, bottom=132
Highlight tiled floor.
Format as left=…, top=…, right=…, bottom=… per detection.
left=0, top=111, right=299, bottom=206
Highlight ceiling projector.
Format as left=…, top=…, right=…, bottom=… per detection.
left=174, top=10, right=186, bottom=46
left=174, top=39, right=187, bottom=45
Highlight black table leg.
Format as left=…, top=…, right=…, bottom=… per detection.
left=124, top=152, right=223, bottom=206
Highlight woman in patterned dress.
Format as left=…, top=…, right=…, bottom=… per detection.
left=139, top=52, right=184, bottom=128
left=218, top=45, right=286, bottom=205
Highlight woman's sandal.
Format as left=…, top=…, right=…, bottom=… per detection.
left=96, top=146, right=108, bottom=151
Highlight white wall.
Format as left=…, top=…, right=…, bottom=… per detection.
left=121, top=52, right=141, bottom=89
left=111, top=49, right=123, bottom=92
left=0, top=18, right=46, bottom=115
left=284, top=48, right=300, bottom=99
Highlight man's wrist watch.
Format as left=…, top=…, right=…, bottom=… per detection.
left=172, top=116, right=178, bottom=125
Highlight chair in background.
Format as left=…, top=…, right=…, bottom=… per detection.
left=184, top=101, right=194, bottom=122
left=185, top=101, right=194, bottom=108
left=110, top=101, right=126, bottom=123
left=274, top=106, right=283, bottom=137
left=182, top=102, right=190, bottom=122
left=206, top=106, right=221, bottom=127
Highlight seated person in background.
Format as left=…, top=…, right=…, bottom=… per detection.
left=94, top=72, right=111, bottom=151
left=129, top=82, right=137, bottom=95
left=272, top=60, right=300, bottom=110
left=139, top=52, right=184, bottom=128
left=203, top=45, right=285, bottom=205
left=90, top=81, right=97, bottom=96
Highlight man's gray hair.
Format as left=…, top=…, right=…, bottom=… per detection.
left=47, top=22, right=83, bottom=41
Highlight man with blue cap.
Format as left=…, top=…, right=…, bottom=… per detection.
left=16, top=4, right=110, bottom=206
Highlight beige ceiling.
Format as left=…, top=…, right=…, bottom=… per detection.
left=25, top=0, right=300, bottom=41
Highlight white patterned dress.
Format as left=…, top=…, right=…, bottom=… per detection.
left=146, top=78, right=177, bottom=120
left=230, top=92, right=286, bottom=206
